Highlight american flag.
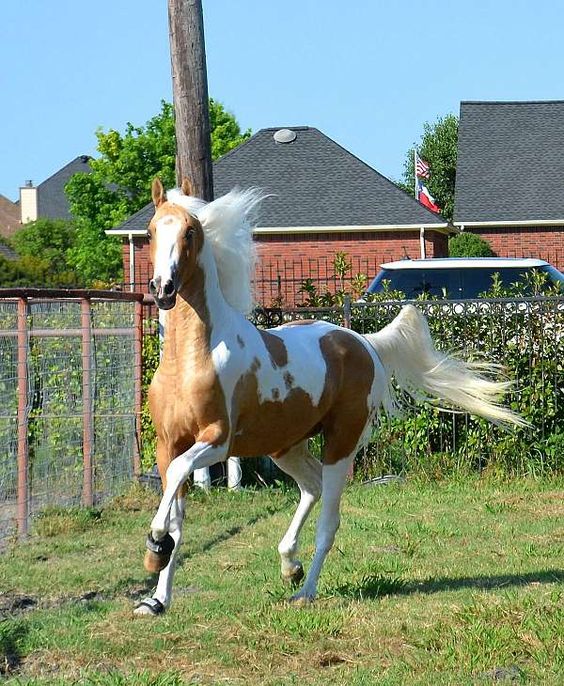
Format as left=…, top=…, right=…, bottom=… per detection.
left=415, top=153, right=430, bottom=179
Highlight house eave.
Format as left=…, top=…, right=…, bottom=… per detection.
left=106, top=223, right=452, bottom=238
left=253, top=223, right=451, bottom=234
left=454, top=218, right=564, bottom=228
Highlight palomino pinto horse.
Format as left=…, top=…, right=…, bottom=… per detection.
left=134, top=178, right=523, bottom=616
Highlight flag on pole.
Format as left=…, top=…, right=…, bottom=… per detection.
left=417, top=180, right=441, bottom=213
left=415, top=153, right=430, bottom=179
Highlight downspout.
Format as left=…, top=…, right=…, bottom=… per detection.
left=419, top=227, right=426, bottom=259
left=128, top=233, right=135, bottom=292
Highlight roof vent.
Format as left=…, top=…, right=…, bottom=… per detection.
left=273, top=128, right=297, bottom=144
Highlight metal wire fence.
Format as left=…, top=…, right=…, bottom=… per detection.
left=249, top=296, right=564, bottom=480
left=0, top=290, right=143, bottom=544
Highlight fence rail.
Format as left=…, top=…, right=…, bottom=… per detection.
left=0, top=290, right=144, bottom=542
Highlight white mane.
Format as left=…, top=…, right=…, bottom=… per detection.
left=167, top=187, right=264, bottom=315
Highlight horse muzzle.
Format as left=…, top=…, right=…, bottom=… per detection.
left=149, top=276, right=177, bottom=310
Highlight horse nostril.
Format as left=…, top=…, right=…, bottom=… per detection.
left=163, top=280, right=175, bottom=297
left=148, top=279, right=158, bottom=296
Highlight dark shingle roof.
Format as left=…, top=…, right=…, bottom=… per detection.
left=0, top=194, right=20, bottom=238
left=110, top=126, right=445, bottom=233
left=454, top=101, right=564, bottom=224
left=37, top=155, right=92, bottom=220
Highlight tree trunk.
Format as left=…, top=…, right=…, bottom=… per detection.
left=167, top=0, right=213, bottom=201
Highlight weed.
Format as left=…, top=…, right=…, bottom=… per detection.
left=32, top=506, right=101, bottom=537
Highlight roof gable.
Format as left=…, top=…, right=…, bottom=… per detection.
left=0, top=194, right=20, bottom=238
left=213, top=127, right=445, bottom=227
left=37, top=155, right=92, bottom=220
left=110, top=126, right=446, bottom=234
left=454, top=101, right=564, bottom=224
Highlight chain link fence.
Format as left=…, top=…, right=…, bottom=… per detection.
left=0, top=290, right=143, bottom=544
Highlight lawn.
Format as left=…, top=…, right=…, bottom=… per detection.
left=1, top=478, right=563, bottom=685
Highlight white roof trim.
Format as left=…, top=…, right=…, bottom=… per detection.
left=454, top=219, right=564, bottom=228
left=106, top=223, right=451, bottom=238
left=253, top=223, right=450, bottom=234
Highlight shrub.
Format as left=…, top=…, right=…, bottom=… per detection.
left=449, top=232, right=495, bottom=257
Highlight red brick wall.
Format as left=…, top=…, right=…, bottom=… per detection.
left=255, top=230, right=448, bottom=306
left=469, top=226, right=564, bottom=271
left=124, top=229, right=449, bottom=306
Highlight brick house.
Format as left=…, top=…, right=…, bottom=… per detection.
left=453, top=101, right=564, bottom=270
left=107, top=126, right=449, bottom=305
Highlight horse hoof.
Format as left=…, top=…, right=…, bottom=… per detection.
left=288, top=593, right=314, bottom=607
left=133, top=598, right=165, bottom=616
left=144, top=533, right=175, bottom=572
left=281, top=562, right=304, bottom=587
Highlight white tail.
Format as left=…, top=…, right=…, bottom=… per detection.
left=364, top=305, right=526, bottom=428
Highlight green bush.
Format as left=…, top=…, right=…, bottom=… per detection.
left=448, top=232, right=495, bottom=257
left=354, top=272, right=563, bottom=479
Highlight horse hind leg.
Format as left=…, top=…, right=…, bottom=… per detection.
left=271, top=441, right=322, bottom=586
left=290, top=452, right=353, bottom=604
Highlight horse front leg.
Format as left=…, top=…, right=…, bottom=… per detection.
left=135, top=439, right=228, bottom=616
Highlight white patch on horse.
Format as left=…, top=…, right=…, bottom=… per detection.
left=154, top=214, right=182, bottom=285
left=255, top=323, right=334, bottom=406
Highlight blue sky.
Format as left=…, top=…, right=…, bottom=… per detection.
left=1, top=0, right=562, bottom=201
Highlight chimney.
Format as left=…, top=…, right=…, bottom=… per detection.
left=20, top=180, right=37, bottom=223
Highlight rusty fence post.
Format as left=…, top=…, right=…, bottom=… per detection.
left=133, top=299, right=143, bottom=477
left=16, top=297, right=29, bottom=537
left=81, top=298, right=93, bottom=507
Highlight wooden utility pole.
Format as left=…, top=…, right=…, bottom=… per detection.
left=167, top=0, right=214, bottom=201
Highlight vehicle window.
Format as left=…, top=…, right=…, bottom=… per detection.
left=368, top=268, right=463, bottom=298
left=470, top=268, right=563, bottom=297
left=368, top=265, right=564, bottom=299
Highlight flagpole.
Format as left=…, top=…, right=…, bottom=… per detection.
left=414, top=149, right=418, bottom=200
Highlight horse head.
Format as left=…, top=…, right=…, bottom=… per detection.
left=147, top=177, right=204, bottom=310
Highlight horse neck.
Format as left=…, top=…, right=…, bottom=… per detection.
left=161, top=241, right=231, bottom=363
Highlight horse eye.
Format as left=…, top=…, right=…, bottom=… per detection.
left=185, top=228, right=195, bottom=240
left=146, top=231, right=153, bottom=242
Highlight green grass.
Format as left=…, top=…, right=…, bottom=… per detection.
left=1, top=478, right=564, bottom=684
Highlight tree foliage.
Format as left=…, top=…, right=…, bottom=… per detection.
left=449, top=231, right=495, bottom=257
left=65, top=99, right=250, bottom=286
left=401, top=114, right=458, bottom=221
left=1, top=219, right=81, bottom=287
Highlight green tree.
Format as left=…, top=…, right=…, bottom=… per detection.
left=5, top=219, right=81, bottom=287
left=65, top=99, right=251, bottom=286
left=400, top=114, right=458, bottom=222
left=449, top=232, right=495, bottom=257
left=11, top=218, right=75, bottom=263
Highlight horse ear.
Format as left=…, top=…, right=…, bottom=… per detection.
left=152, top=178, right=165, bottom=207
left=181, top=178, right=193, bottom=196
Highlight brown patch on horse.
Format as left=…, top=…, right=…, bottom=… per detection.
left=230, top=372, right=330, bottom=457
left=317, top=331, right=375, bottom=465
left=259, top=330, right=288, bottom=368
left=230, top=329, right=375, bottom=463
